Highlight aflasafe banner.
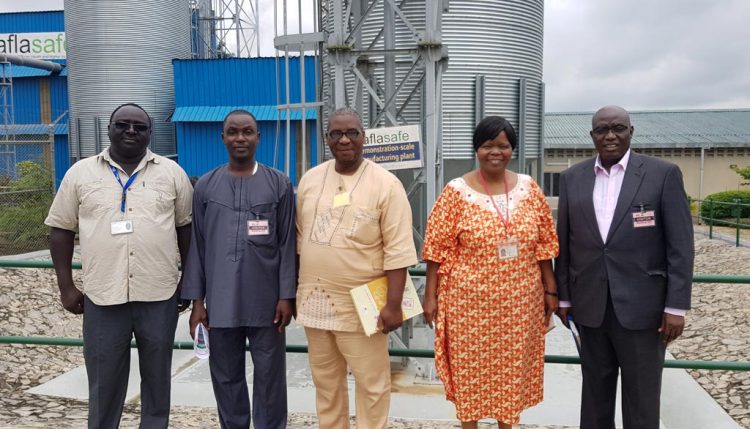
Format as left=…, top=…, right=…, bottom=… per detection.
left=363, top=125, right=422, bottom=170
left=0, top=33, right=66, bottom=59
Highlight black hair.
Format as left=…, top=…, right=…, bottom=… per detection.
left=472, top=115, right=518, bottom=152
left=109, top=103, right=152, bottom=127
left=223, top=109, right=258, bottom=129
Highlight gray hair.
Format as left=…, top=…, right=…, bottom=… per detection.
left=327, top=107, right=364, bottom=131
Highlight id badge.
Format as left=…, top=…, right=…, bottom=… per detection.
left=632, top=210, right=656, bottom=228
left=111, top=220, right=134, bottom=235
left=497, top=237, right=519, bottom=259
left=247, top=219, right=270, bottom=236
left=333, top=192, right=351, bottom=208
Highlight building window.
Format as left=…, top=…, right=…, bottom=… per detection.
left=543, top=172, right=560, bottom=197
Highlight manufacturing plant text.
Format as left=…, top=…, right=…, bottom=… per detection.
left=0, top=33, right=66, bottom=59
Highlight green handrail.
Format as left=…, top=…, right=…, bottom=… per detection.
left=2, top=261, right=749, bottom=372
left=1, top=335, right=747, bottom=371
left=0, top=260, right=82, bottom=269
left=691, top=274, right=750, bottom=283
left=3, top=260, right=749, bottom=284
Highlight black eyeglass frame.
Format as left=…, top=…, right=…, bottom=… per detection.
left=592, top=124, right=630, bottom=137
left=326, top=129, right=362, bottom=141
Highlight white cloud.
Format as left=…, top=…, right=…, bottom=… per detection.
left=0, top=0, right=62, bottom=12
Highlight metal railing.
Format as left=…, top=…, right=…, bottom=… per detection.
left=697, top=198, right=750, bottom=247
left=1, top=335, right=747, bottom=371
left=0, top=261, right=748, bottom=372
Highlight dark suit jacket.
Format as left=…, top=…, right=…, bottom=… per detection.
left=555, top=152, right=694, bottom=330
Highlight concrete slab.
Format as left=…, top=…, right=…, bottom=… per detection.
left=28, top=312, right=198, bottom=403
left=29, top=317, right=741, bottom=429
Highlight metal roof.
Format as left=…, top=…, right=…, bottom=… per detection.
left=0, top=10, right=64, bottom=33
left=172, top=105, right=317, bottom=122
left=545, top=109, right=750, bottom=149
left=0, top=123, right=67, bottom=135
left=173, top=56, right=317, bottom=108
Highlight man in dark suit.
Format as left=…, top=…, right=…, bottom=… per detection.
left=555, top=105, right=694, bottom=429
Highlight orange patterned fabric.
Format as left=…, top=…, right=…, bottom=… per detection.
left=422, top=175, right=559, bottom=423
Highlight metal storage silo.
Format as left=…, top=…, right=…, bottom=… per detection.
left=441, top=0, right=544, bottom=175
left=319, top=0, right=544, bottom=184
left=64, top=0, right=191, bottom=158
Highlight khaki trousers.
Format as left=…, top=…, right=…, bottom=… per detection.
left=304, top=327, right=391, bottom=429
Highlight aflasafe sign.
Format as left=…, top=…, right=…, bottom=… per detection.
left=363, top=125, right=422, bottom=170
left=0, top=33, right=66, bottom=59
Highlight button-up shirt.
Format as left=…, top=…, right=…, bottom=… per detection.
left=593, top=150, right=630, bottom=242
left=45, top=149, right=193, bottom=305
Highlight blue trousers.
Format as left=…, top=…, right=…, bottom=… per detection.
left=208, top=327, right=287, bottom=429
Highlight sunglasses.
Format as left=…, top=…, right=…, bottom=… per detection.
left=113, top=121, right=150, bottom=133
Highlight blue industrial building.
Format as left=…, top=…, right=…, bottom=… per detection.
left=172, top=56, right=318, bottom=184
left=0, top=11, right=68, bottom=186
left=1, top=10, right=320, bottom=187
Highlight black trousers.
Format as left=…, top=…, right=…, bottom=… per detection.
left=208, top=326, right=288, bottom=429
left=82, top=294, right=178, bottom=429
left=578, top=295, right=666, bottom=429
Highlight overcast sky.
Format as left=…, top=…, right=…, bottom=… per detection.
left=2, top=0, right=748, bottom=113
left=544, top=0, right=750, bottom=112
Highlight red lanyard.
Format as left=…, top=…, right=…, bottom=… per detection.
left=478, top=170, right=511, bottom=231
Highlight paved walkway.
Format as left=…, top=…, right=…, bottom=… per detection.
left=22, top=304, right=743, bottom=429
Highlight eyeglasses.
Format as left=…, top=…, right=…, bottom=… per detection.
left=113, top=121, right=149, bottom=133
left=327, top=129, right=361, bottom=141
left=592, top=124, right=630, bottom=137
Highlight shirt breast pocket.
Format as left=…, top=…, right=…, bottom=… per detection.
left=245, top=202, right=278, bottom=247
left=347, top=206, right=381, bottom=245
left=80, top=181, right=118, bottom=215
left=139, top=181, right=176, bottom=212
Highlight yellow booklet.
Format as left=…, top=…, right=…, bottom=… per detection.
left=350, top=274, right=424, bottom=336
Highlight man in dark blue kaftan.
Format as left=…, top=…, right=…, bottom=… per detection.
left=181, top=110, right=296, bottom=429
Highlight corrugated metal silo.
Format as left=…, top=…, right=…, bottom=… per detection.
left=321, top=0, right=544, bottom=178
left=64, top=0, right=191, bottom=158
left=441, top=0, right=544, bottom=162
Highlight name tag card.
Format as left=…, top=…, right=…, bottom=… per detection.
left=333, top=192, right=351, bottom=208
left=497, top=237, right=519, bottom=260
left=247, top=219, right=270, bottom=236
left=111, top=220, right=134, bottom=235
left=632, top=210, right=656, bottom=228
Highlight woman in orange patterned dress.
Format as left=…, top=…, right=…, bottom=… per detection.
left=422, top=116, right=559, bottom=429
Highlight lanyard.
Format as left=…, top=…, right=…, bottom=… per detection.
left=478, top=170, right=511, bottom=231
left=111, top=166, right=139, bottom=213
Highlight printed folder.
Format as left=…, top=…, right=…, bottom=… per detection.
left=350, top=274, right=424, bottom=336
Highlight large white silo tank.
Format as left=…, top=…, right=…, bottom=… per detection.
left=65, top=0, right=192, bottom=158
left=440, top=0, right=544, bottom=161
left=343, top=0, right=544, bottom=166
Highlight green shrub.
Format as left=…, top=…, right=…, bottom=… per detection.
left=0, top=161, right=53, bottom=254
left=700, top=191, right=750, bottom=224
